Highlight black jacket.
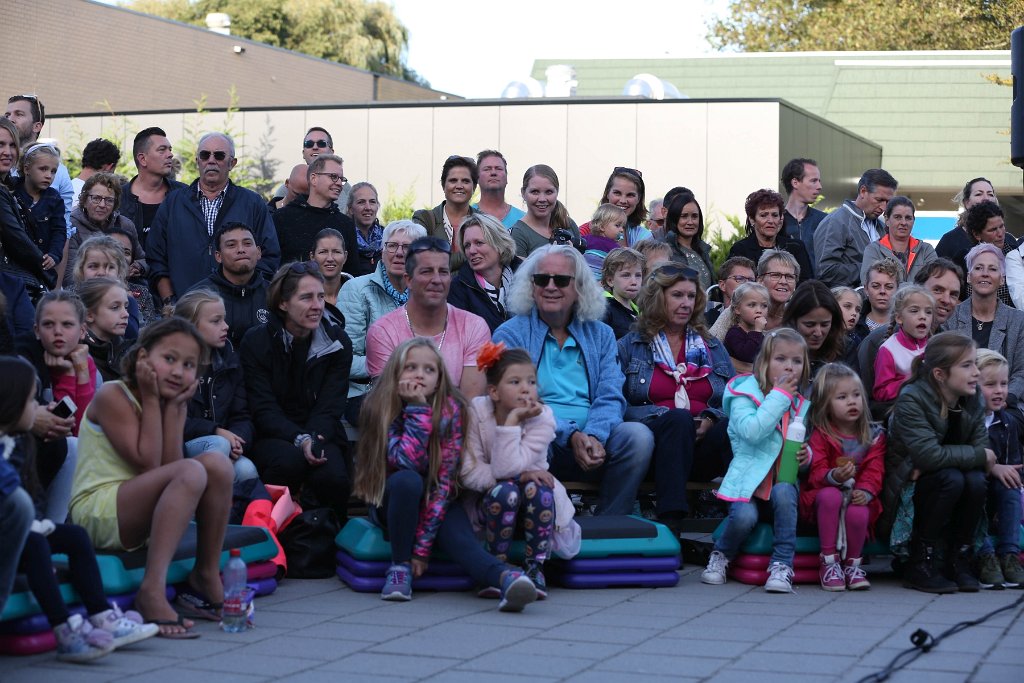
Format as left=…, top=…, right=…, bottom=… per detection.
left=446, top=262, right=512, bottom=333
left=185, top=344, right=254, bottom=446
left=84, top=329, right=130, bottom=382
left=191, top=268, right=270, bottom=350
left=0, top=182, right=49, bottom=288
left=240, top=314, right=352, bottom=445
left=602, top=294, right=637, bottom=340
left=273, top=196, right=365, bottom=276
left=727, top=233, right=814, bottom=285
left=988, top=408, right=1024, bottom=468
left=120, top=175, right=188, bottom=251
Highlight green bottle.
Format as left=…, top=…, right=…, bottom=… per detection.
left=777, top=415, right=805, bottom=484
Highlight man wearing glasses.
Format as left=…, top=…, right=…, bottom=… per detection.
left=273, top=154, right=366, bottom=275
left=5, top=94, right=75, bottom=234
left=272, top=127, right=351, bottom=211
left=147, top=132, right=280, bottom=306
left=493, top=244, right=654, bottom=516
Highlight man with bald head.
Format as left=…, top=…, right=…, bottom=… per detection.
left=147, top=132, right=280, bottom=305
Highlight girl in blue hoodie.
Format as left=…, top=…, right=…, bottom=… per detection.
left=702, top=328, right=811, bottom=593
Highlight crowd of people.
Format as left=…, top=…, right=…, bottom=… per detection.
left=1, top=93, right=1022, bottom=657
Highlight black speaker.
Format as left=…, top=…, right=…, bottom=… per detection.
left=1013, top=26, right=1024, bottom=169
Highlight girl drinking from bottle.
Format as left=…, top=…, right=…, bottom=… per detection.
left=801, top=363, right=885, bottom=591
left=702, top=328, right=810, bottom=593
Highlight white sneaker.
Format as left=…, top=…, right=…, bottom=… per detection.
left=90, top=605, right=159, bottom=648
left=765, top=562, right=794, bottom=593
left=701, top=550, right=729, bottom=585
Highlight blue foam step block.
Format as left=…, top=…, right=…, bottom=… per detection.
left=336, top=565, right=474, bottom=593
left=554, top=570, right=680, bottom=589
left=555, top=555, right=680, bottom=574
left=335, top=550, right=469, bottom=578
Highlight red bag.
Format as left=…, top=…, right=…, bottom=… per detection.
left=241, top=484, right=303, bottom=579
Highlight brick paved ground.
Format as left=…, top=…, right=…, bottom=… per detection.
left=3, top=542, right=1021, bottom=683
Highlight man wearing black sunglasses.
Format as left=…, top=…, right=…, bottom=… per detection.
left=493, top=244, right=654, bottom=515
left=147, top=132, right=280, bottom=307
left=271, top=127, right=351, bottom=212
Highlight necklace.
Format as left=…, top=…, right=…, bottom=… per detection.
left=405, top=305, right=448, bottom=350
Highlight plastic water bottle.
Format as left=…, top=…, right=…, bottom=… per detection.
left=221, top=549, right=248, bottom=633
left=777, top=415, right=805, bottom=484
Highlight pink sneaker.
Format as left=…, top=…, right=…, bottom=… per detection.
left=844, top=557, right=871, bottom=590
left=819, top=554, right=846, bottom=591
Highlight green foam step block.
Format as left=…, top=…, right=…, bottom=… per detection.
left=711, top=521, right=889, bottom=556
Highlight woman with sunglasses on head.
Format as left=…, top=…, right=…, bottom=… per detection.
left=413, top=156, right=480, bottom=266
left=0, top=119, right=52, bottom=297
left=729, top=189, right=813, bottom=286
left=240, top=260, right=353, bottom=520
left=617, top=263, right=736, bottom=535
left=338, top=220, right=428, bottom=425
left=579, top=168, right=653, bottom=246
left=66, top=173, right=146, bottom=288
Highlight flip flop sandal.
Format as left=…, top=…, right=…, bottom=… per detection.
left=175, top=589, right=223, bottom=622
left=150, top=616, right=200, bottom=639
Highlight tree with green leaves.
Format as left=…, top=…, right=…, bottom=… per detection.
left=707, top=0, right=1023, bottom=52
left=128, top=0, right=428, bottom=85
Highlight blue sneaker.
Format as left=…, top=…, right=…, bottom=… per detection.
left=381, top=563, right=412, bottom=601
left=524, top=563, right=548, bottom=600
left=498, top=571, right=537, bottom=612
left=54, top=614, right=114, bottom=663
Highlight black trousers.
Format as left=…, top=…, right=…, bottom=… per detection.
left=249, top=438, right=350, bottom=519
left=20, top=524, right=108, bottom=626
left=913, top=467, right=987, bottom=547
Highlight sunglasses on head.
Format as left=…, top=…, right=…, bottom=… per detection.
left=655, top=264, right=699, bottom=281
left=288, top=260, right=320, bottom=275
left=532, top=273, right=575, bottom=288
left=303, top=139, right=330, bottom=149
left=409, top=237, right=452, bottom=254
left=198, top=150, right=229, bottom=161
left=613, top=166, right=642, bottom=178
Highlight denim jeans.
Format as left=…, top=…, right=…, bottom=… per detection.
left=645, top=410, right=732, bottom=515
left=0, top=487, right=34, bottom=616
left=549, top=422, right=653, bottom=515
left=979, top=478, right=1023, bottom=556
left=713, top=482, right=798, bottom=567
left=185, top=435, right=259, bottom=486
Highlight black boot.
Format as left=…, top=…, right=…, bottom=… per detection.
left=947, top=545, right=981, bottom=592
left=904, top=541, right=957, bottom=594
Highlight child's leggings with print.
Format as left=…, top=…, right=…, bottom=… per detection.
left=814, top=486, right=870, bottom=558
left=482, top=479, right=554, bottom=564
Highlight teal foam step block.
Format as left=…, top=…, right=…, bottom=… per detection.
left=711, top=521, right=889, bottom=556
left=0, top=583, right=78, bottom=622
left=334, top=517, right=468, bottom=562
left=92, top=524, right=276, bottom=596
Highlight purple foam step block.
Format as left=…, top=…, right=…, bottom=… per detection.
left=247, top=577, right=277, bottom=597
left=555, top=555, right=680, bottom=574
left=335, top=565, right=474, bottom=593
left=0, top=606, right=86, bottom=636
left=334, top=550, right=470, bottom=578
left=107, top=585, right=176, bottom=613
left=554, top=570, right=680, bottom=589
left=0, top=630, right=57, bottom=656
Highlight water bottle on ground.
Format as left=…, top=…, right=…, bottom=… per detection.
left=221, top=549, right=248, bottom=633
left=777, top=415, right=805, bottom=484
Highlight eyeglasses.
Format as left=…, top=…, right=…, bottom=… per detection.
left=303, top=139, right=330, bottom=149
left=409, top=237, right=452, bottom=254
left=648, top=218, right=665, bottom=227
left=383, top=241, right=411, bottom=254
left=198, top=150, right=229, bottom=161
left=726, top=274, right=753, bottom=284
left=288, top=261, right=320, bottom=275
left=763, top=271, right=796, bottom=283
left=86, top=194, right=116, bottom=206
left=312, top=172, right=347, bottom=185
left=532, top=273, right=575, bottom=288
left=614, top=166, right=642, bottom=178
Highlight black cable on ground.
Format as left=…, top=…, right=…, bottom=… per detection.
left=855, top=592, right=1024, bottom=683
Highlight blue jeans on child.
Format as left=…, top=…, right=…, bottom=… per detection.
left=979, top=478, right=1023, bottom=556
left=482, top=479, right=554, bottom=565
left=0, top=487, right=34, bottom=616
left=374, top=470, right=510, bottom=588
left=185, top=435, right=259, bottom=486
left=713, top=482, right=798, bottom=567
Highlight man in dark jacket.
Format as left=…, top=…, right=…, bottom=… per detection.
left=120, top=127, right=187, bottom=250
left=273, top=154, right=364, bottom=275
left=147, top=132, right=280, bottom=305
left=190, top=222, right=270, bottom=349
